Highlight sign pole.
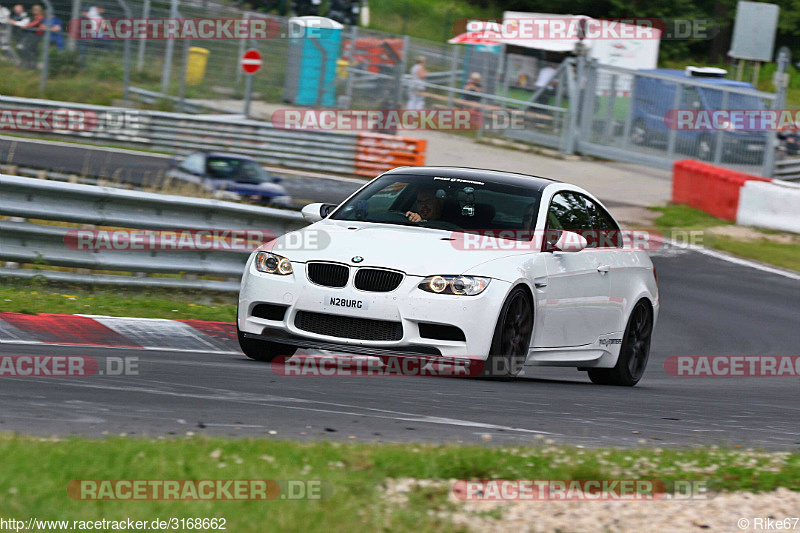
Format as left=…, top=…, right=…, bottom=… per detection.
left=244, top=74, right=254, bottom=119
left=240, top=48, right=263, bottom=119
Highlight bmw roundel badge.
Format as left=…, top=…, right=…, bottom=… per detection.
left=352, top=256, right=364, bottom=263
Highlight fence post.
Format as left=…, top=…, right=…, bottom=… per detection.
left=762, top=47, right=789, bottom=178
left=344, top=24, right=357, bottom=108
left=711, top=90, right=729, bottom=166
left=236, top=12, right=250, bottom=87
left=39, top=0, right=54, bottom=96
left=564, top=57, right=580, bottom=154
left=665, top=84, right=682, bottom=159
left=136, top=0, right=150, bottom=71
left=396, top=34, right=409, bottom=110
left=160, top=0, right=179, bottom=96
left=68, top=0, right=81, bottom=52
left=178, top=38, right=190, bottom=112
left=446, top=44, right=458, bottom=108
left=113, top=0, right=133, bottom=100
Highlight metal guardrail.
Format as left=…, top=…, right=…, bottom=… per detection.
left=774, top=158, right=800, bottom=182
left=0, top=173, right=307, bottom=292
left=0, top=95, right=362, bottom=175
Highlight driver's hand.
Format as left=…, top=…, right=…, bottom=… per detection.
left=405, top=211, right=423, bottom=223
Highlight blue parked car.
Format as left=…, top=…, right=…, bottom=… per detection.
left=630, top=69, right=770, bottom=163
left=168, top=152, right=292, bottom=207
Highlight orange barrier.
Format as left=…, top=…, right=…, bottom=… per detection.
left=672, top=160, right=771, bottom=221
left=355, top=133, right=427, bottom=177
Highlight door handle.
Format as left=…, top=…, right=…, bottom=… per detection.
left=597, top=265, right=610, bottom=273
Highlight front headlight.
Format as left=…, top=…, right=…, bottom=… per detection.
left=255, top=252, right=293, bottom=275
left=418, top=275, right=490, bottom=296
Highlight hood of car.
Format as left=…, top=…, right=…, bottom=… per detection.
left=266, top=220, right=536, bottom=277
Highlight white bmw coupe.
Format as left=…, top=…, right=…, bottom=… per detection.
left=237, top=167, right=658, bottom=385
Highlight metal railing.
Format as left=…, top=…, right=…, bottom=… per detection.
left=0, top=173, right=306, bottom=292
left=0, top=95, right=361, bottom=175
left=774, top=158, right=800, bottom=182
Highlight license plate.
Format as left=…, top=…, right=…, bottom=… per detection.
left=324, top=296, right=368, bottom=311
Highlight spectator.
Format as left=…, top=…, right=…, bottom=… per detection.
left=0, top=4, right=10, bottom=24
left=535, top=64, right=557, bottom=103
left=463, top=72, right=483, bottom=102
left=406, top=56, right=426, bottom=110
left=17, top=4, right=44, bottom=68
left=37, top=10, right=62, bottom=51
left=10, top=4, right=29, bottom=26
left=24, top=4, right=44, bottom=28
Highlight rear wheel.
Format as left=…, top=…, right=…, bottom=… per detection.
left=482, top=287, right=534, bottom=379
left=588, top=300, right=652, bottom=386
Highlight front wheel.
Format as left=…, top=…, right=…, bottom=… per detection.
left=481, top=287, right=534, bottom=379
left=237, top=327, right=297, bottom=362
left=588, top=300, right=653, bottom=386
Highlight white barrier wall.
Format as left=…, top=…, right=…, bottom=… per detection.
left=736, top=180, right=800, bottom=234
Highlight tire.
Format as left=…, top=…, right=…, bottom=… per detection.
left=630, top=119, right=647, bottom=146
left=697, top=134, right=714, bottom=161
left=481, top=287, right=534, bottom=379
left=588, top=300, right=653, bottom=386
left=236, top=312, right=297, bottom=362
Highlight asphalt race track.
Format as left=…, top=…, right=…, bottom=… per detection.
left=1, top=247, right=798, bottom=448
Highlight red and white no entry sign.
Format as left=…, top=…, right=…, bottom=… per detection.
left=240, top=49, right=263, bottom=75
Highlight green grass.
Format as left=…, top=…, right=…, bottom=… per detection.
left=650, top=204, right=734, bottom=230
left=0, top=279, right=235, bottom=321
left=0, top=436, right=797, bottom=531
left=649, top=204, right=800, bottom=272
left=714, top=238, right=800, bottom=273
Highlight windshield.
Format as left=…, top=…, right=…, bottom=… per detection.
left=206, top=158, right=271, bottom=182
left=701, top=88, right=766, bottom=110
left=331, top=174, right=542, bottom=237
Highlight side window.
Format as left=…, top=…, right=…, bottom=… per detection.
left=180, top=154, right=205, bottom=174
left=581, top=195, right=622, bottom=248
left=548, top=192, right=591, bottom=232
left=546, top=192, right=592, bottom=249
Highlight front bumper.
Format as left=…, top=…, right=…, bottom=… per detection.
left=238, top=260, right=511, bottom=359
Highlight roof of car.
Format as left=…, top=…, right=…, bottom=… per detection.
left=199, top=151, right=257, bottom=161
left=382, top=166, right=557, bottom=191
left=640, top=69, right=756, bottom=89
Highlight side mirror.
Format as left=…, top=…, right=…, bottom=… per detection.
left=301, top=203, right=337, bottom=223
left=553, top=230, right=588, bottom=252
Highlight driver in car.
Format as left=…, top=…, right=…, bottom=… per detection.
left=405, top=187, right=444, bottom=223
